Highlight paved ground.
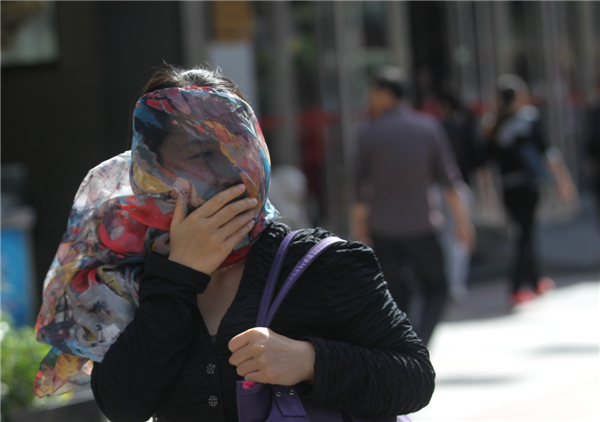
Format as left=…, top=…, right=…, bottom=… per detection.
left=411, top=271, right=600, bottom=422
left=538, top=194, right=600, bottom=272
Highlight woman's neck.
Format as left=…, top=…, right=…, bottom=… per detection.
left=210, top=257, right=247, bottom=282
left=198, top=258, right=247, bottom=336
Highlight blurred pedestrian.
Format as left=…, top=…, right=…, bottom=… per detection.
left=438, top=92, right=482, bottom=302
left=352, top=66, right=475, bottom=346
left=438, top=91, right=482, bottom=187
left=482, top=74, right=577, bottom=306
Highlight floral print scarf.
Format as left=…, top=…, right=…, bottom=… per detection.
left=34, top=87, right=278, bottom=397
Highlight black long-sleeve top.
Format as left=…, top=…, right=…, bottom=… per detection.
left=486, top=105, right=550, bottom=189
left=91, top=223, right=435, bottom=422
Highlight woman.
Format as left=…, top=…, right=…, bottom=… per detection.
left=484, top=74, right=576, bottom=306
left=35, top=67, right=435, bottom=422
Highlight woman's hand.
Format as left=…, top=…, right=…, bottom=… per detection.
left=546, top=148, right=578, bottom=202
left=556, top=179, right=578, bottom=202
left=455, top=218, right=476, bottom=253
left=168, top=184, right=257, bottom=274
left=445, top=186, right=476, bottom=253
left=228, top=328, right=315, bottom=386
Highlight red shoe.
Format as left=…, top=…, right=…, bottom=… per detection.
left=536, top=277, right=555, bottom=295
left=511, top=289, right=537, bottom=306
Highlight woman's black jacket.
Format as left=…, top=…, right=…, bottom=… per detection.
left=91, top=223, right=435, bottom=422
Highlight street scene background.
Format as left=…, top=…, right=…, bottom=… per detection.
left=1, top=1, right=599, bottom=421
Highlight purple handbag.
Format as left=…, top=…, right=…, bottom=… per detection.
left=236, top=231, right=410, bottom=422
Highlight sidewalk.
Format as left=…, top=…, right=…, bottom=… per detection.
left=467, top=193, right=600, bottom=282
left=411, top=271, right=600, bottom=422
left=538, top=194, right=600, bottom=272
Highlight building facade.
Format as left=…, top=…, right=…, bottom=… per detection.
left=2, top=1, right=598, bottom=306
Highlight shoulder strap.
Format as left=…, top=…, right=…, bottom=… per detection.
left=255, top=230, right=301, bottom=327
left=256, top=233, right=344, bottom=328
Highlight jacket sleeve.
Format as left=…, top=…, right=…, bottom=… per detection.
left=298, top=240, right=435, bottom=416
left=431, top=120, right=464, bottom=189
left=91, top=253, right=210, bottom=422
left=354, top=127, right=372, bottom=203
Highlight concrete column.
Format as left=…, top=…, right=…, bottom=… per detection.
left=386, top=1, right=412, bottom=80
left=491, top=1, right=513, bottom=77
left=540, top=1, right=566, bottom=150
left=314, top=1, right=338, bottom=232
left=179, top=1, right=207, bottom=67
left=456, top=2, right=479, bottom=104
left=267, top=1, right=299, bottom=166
left=474, top=2, right=496, bottom=103
left=553, top=1, right=578, bottom=177
left=538, top=1, right=581, bottom=217
left=313, top=1, right=367, bottom=235
left=576, top=1, right=597, bottom=102
left=333, top=1, right=361, bottom=236
left=522, top=1, right=546, bottom=93
left=334, top=1, right=366, bottom=174
left=444, top=2, right=461, bottom=92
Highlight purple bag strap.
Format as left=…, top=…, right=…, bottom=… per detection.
left=256, top=232, right=344, bottom=328
left=255, top=230, right=301, bottom=327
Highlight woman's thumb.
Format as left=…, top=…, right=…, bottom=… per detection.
left=171, top=196, right=185, bottom=229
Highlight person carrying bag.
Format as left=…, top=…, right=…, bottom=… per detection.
left=35, top=66, right=434, bottom=421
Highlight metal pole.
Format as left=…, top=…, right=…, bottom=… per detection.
left=576, top=1, right=596, bottom=102
left=315, top=1, right=340, bottom=232
left=333, top=1, right=353, bottom=236
left=179, top=1, right=207, bottom=68
left=444, top=1, right=461, bottom=90
left=268, top=1, right=299, bottom=166
left=554, top=1, right=578, bottom=181
left=475, top=1, right=496, bottom=105
left=386, top=1, right=412, bottom=81
left=491, top=1, right=513, bottom=77
left=541, top=1, right=562, bottom=150
left=456, top=2, right=479, bottom=104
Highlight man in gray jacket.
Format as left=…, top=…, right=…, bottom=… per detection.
left=352, top=67, right=475, bottom=346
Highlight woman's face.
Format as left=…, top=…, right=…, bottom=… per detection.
left=132, top=86, right=270, bottom=216
left=158, top=130, right=244, bottom=206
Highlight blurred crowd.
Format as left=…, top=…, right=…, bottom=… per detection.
left=271, top=66, right=598, bottom=346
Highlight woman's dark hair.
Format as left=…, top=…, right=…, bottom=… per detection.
left=495, top=74, right=528, bottom=112
left=489, top=74, right=529, bottom=144
left=371, top=66, right=408, bottom=100
left=140, top=65, right=245, bottom=100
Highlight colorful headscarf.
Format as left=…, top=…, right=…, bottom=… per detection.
left=34, top=87, right=278, bottom=397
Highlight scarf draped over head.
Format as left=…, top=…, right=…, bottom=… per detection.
left=34, top=86, right=278, bottom=397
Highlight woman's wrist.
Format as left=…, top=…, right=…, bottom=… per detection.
left=297, top=340, right=315, bottom=382
left=168, top=253, right=212, bottom=275
left=138, top=253, right=212, bottom=305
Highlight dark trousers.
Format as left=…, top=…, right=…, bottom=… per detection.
left=503, top=185, right=540, bottom=293
left=372, top=232, right=448, bottom=346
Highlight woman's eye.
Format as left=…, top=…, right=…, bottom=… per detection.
left=190, top=151, right=213, bottom=159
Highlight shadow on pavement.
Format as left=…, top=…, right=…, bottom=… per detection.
left=435, top=375, right=521, bottom=386
left=528, top=343, right=600, bottom=356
